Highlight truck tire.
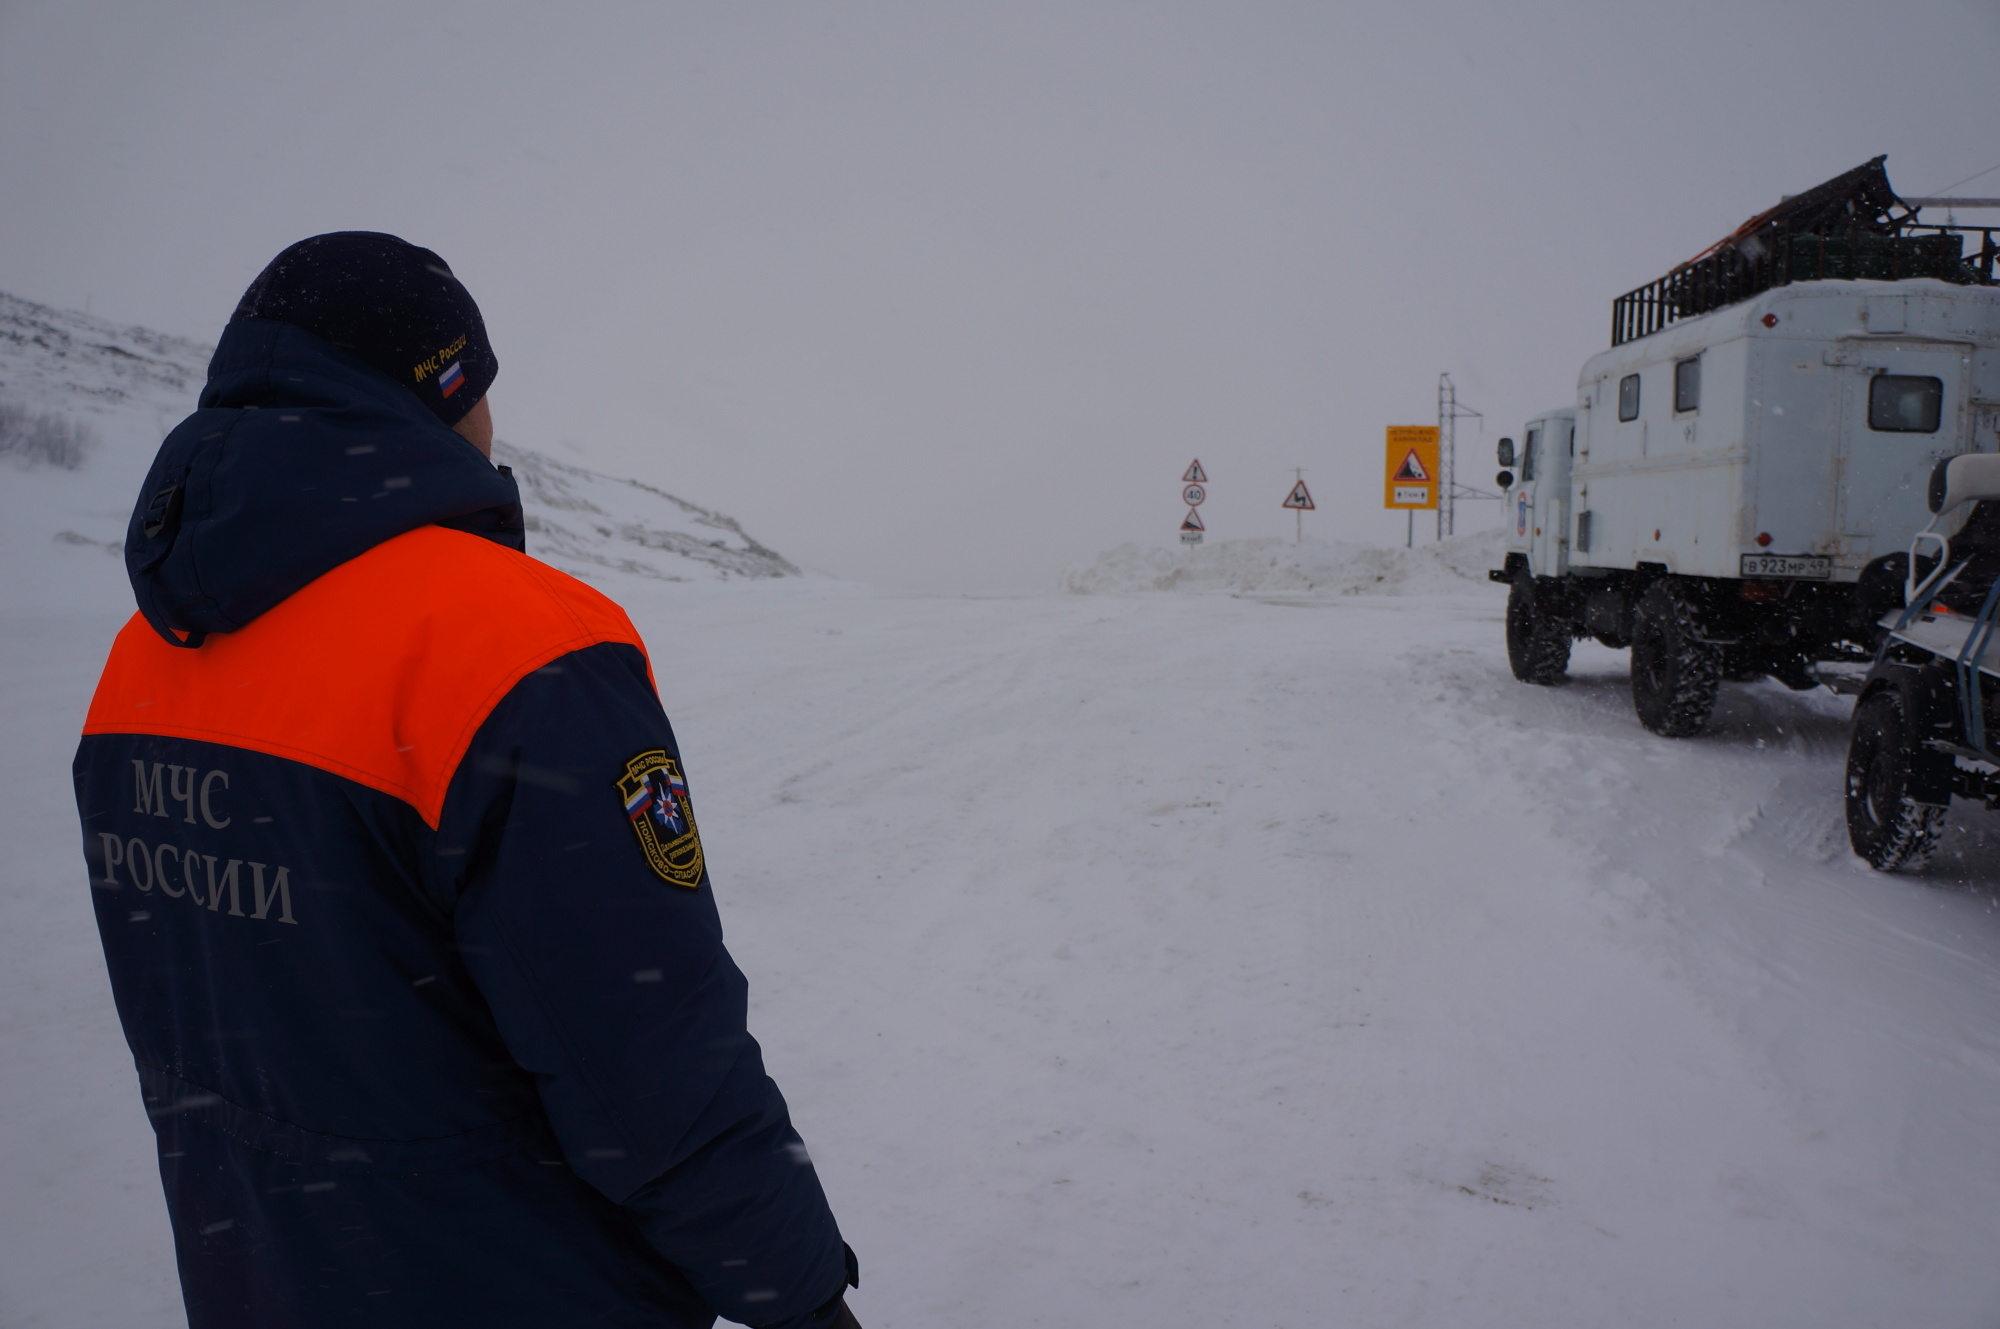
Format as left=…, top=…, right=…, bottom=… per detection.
left=1846, top=688, right=1949, bottom=871
left=1506, top=576, right=1570, bottom=685
left=1629, top=580, right=1721, bottom=736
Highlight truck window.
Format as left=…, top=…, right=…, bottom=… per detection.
left=1674, top=356, right=1701, bottom=413
left=1618, top=374, right=1640, bottom=421
left=1522, top=427, right=1540, bottom=482
left=1868, top=374, right=1943, bottom=433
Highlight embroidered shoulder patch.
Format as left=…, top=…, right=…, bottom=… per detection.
left=615, top=750, right=705, bottom=888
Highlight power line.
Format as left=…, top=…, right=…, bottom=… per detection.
left=1926, top=158, right=2000, bottom=198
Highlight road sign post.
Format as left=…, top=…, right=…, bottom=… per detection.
left=1281, top=471, right=1314, bottom=544
left=1384, top=426, right=1440, bottom=545
left=1383, top=426, right=1440, bottom=545
left=1179, top=460, right=1207, bottom=545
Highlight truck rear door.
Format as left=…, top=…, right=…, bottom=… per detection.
left=1834, top=339, right=1972, bottom=546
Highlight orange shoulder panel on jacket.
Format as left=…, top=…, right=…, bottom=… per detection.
left=83, top=526, right=652, bottom=828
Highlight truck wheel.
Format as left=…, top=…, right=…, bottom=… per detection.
left=1846, top=689, right=1949, bottom=872
left=1629, top=580, right=1721, bottom=736
left=1506, top=577, right=1570, bottom=685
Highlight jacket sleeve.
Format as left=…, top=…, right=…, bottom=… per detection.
left=433, top=639, right=849, bottom=1325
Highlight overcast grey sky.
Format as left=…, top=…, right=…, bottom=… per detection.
left=5, top=1, right=1999, bottom=591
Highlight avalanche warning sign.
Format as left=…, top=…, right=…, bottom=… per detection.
left=1180, top=508, right=1205, bottom=533
left=1282, top=480, right=1314, bottom=510
left=1182, top=459, right=1207, bottom=483
left=1383, top=426, right=1440, bottom=510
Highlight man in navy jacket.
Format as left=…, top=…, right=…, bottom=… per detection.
left=73, top=233, right=860, bottom=1328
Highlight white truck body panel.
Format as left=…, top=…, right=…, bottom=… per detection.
left=1507, top=278, right=2000, bottom=582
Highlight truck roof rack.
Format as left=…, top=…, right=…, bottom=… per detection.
left=1610, top=156, right=2000, bottom=346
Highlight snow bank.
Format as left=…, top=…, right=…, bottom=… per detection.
left=1060, top=526, right=1507, bottom=596
left=13, top=289, right=2000, bottom=1326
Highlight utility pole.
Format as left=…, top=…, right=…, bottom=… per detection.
left=1437, top=372, right=1499, bottom=539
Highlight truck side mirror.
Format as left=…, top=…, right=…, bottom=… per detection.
left=1496, top=470, right=1515, bottom=491
left=1497, top=438, right=1515, bottom=468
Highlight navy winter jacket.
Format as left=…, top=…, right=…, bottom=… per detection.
left=72, top=320, right=851, bottom=1328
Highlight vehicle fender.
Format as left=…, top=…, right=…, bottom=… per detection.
left=1851, top=553, right=1909, bottom=630
left=1582, top=587, right=1632, bottom=647
left=1526, top=573, right=1580, bottom=626
left=1857, top=664, right=1956, bottom=804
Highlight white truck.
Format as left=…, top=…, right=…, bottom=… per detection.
left=1494, top=158, right=2000, bottom=735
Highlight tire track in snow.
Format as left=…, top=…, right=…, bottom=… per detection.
left=1413, top=619, right=2000, bottom=1322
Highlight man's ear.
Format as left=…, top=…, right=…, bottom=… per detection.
left=452, top=396, right=494, bottom=459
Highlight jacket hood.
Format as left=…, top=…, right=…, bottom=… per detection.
left=126, top=318, right=524, bottom=645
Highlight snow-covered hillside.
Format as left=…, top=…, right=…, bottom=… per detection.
left=0, top=290, right=211, bottom=424
left=0, top=291, right=798, bottom=588
left=495, top=441, right=798, bottom=582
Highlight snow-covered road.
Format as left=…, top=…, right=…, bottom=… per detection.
left=8, top=565, right=2000, bottom=1326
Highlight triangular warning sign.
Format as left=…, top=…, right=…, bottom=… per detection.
left=1283, top=480, right=1315, bottom=510
left=1182, top=460, right=1207, bottom=483
left=1393, top=450, right=1429, bottom=482
left=1180, top=508, right=1205, bottom=532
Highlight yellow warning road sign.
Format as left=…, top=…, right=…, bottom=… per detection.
left=1384, top=426, right=1440, bottom=510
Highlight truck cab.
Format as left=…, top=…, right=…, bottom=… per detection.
left=1500, top=408, right=1576, bottom=581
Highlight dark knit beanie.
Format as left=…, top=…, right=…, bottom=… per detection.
left=232, top=232, right=498, bottom=427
